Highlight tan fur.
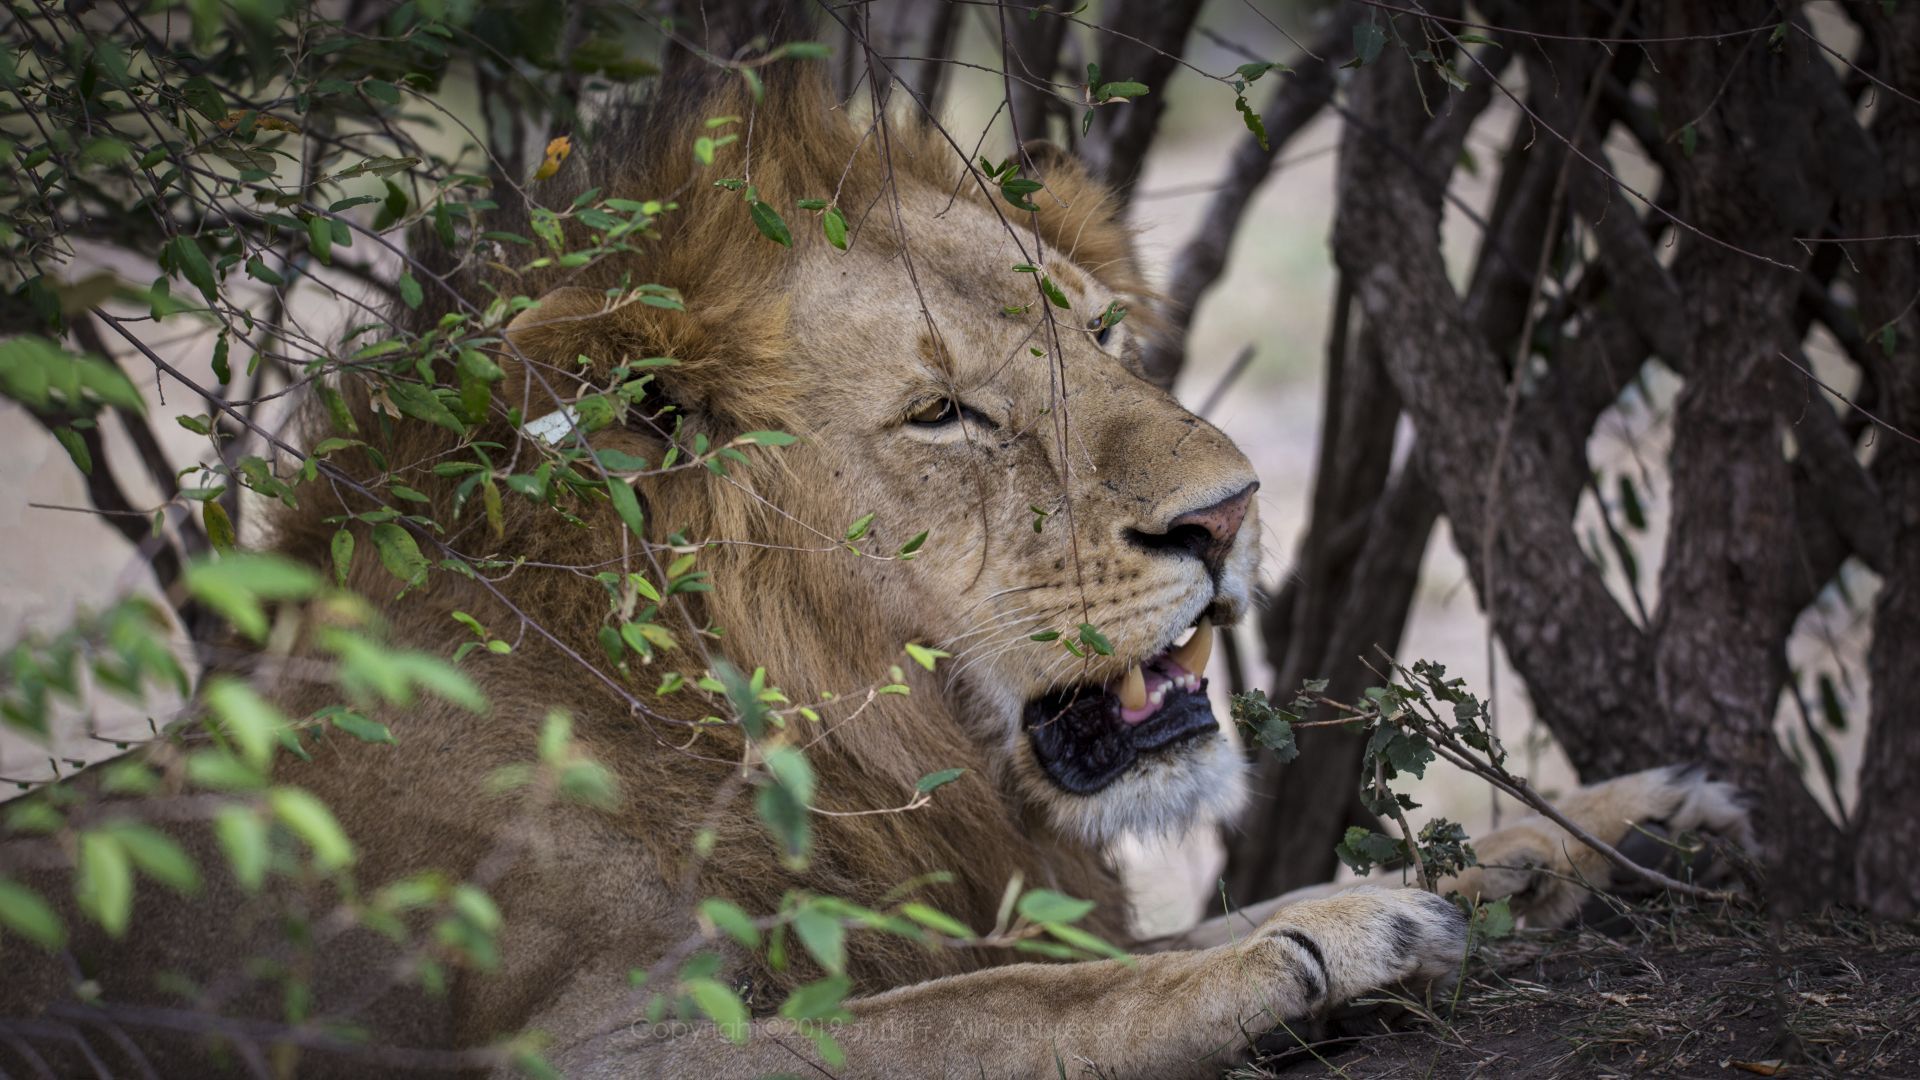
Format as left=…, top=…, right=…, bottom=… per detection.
left=0, top=75, right=1749, bottom=1079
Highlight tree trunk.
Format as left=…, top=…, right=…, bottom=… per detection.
left=1845, top=2, right=1920, bottom=920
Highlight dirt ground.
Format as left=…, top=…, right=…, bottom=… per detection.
left=1239, top=904, right=1920, bottom=1080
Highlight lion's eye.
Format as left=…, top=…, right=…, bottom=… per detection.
left=906, top=396, right=993, bottom=430
left=908, top=397, right=959, bottom=426
left=1088, top=316, right=1113, bottom=348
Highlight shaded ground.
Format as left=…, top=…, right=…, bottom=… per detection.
left=1241, top=906, right=1920, bottom=1079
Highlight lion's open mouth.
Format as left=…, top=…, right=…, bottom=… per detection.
left=1023, top=623, right=1219, bottom=795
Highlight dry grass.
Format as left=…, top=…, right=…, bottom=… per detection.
left=1234, top=902, right=1920, bottom=1079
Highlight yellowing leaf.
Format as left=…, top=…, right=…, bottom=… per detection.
left=533, top=135, right=572, bottom=181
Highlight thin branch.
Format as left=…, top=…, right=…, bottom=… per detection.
left=1776, top=350, right=1920, bottom=448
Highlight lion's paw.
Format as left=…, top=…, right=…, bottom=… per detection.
left=1558, top=764, right=1755, bottom=853
left=1460, top=764, right=1755, bottom=927
left=1249, top=886, right=1467, bottom=1012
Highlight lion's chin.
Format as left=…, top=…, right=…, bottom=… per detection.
left=1022, top=731, right=1247, bottom=847
left=1004, top=622, right=1248, bottom=845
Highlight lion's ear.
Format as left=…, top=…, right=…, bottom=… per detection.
left=498, top=286, right=612, bottom=418
left=1013, top=140, right=1137, bottom=293
left=497, top=286, right=696, bottom=450
left=1019, top=139, right=1081, bottom=179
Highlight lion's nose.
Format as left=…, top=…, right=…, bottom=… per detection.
left=1128, top=482, right=1258, bottom=577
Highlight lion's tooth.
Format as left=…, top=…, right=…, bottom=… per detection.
left=1118, top=665, right=1147, bottom=710
left=1171, top=622, right=1213, bottom=675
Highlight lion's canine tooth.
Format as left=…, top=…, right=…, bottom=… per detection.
left=1171, top=622, right=1213, bottom=675
left=1118, top=665, right=1147, bottom=710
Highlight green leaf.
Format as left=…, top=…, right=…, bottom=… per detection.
left=699, top=898, right=761, bottom=949
left=1234, top=61, right=1285, bottom=83
left=844, top=513, right=875, bottom=542
left=214, top=806, right=270, bottom=892
left=53, top=426, right=91, bottom=475
left=1039, top=276, right=1070, bottom=309
left=331, top=711, right=394, bottom=743
left=822, top=206, right=848, bottom=250
left=1016, top=888, right=1094, bottom=925
left=270, top=787, right=354, bottom=871
left=211, top=332, right=231, bottom=384
left=398, top=272, right=423, bottom=310
left=1348, top=21, right=1388, bottom=68
left=1096, top=80, right=1149, bottom=100
left=1235, top=95, right=1270, bottom=151
left=897, top=530, right=928, bottom=558
left=904, top=643, right=950, bottom=671
left=203, top=499, right=236, bottom=551
left=448, top=885, right=502, bottom=940
left=76, top=831, right=133, bottom=937
left=1043, top=920, right=1130, bottom=960
left=1014, top=939, right=1082, bottom=961
left=1474, top=897, right=1516, bottom=940
left=0, top=336, right=144, bottom=415
left=779, top=974, right=852, bottom=1021
left=1001, top=176, right=1044, bottom=212
left=683, top=977, right=749, bottom=1044
left=100, top=822, right=199, bottom=894
left=748, top=200, right=792, bottom=247
left=185, top=552, right=323, bottom=632
left=205, top=677, right=285, bottom=770
left=0, top=879, right=65, bottom=950
left=772, top=41, right=832, bottom=61
left=371, top=522, right=428, bottom=587
left=180, top=76, right=225, bottom=121
left=1229, top=689, right=1299, bottom=763
left=308, top=214, right=333, bottom=264
left=607, top=478, right=646, bottom=540
left=331, top=528, right=354, bottom=585
left=164, top=236, right=218, bottom=305
left=1076, top=623, right=1113, bottom=656
left=1334, top=826, right=1404, bottom=875
left=792, top=904, right=846, bottom=974
left=385, top=379, right=466, bottom=433
left=735, top=430, right=798, bottom=447
left=914, top=767, right=965, bottom=794
left=899, top=902, right=971, bottom=938
left=245, top=255, right=286, bottom=286
left=186, top=749, right=266, bottom=792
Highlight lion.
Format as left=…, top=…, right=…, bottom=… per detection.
left=0, top=67, right=1752, bottom=1079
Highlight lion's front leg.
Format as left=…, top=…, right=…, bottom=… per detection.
left=539, top=887, right=1465, bottom=1079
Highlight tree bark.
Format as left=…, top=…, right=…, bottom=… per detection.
left=1639, top=0, right=1881, bottom=908
left=1223, top=289, right=1420, bottom=904
left=1331, top=18, right=1675, bottom=782
left=1139, top=8, right=1355, bottom=389
left=1001, top=2, right=1068, bottom=147
left=1078, top=0, right=1204, bottom=206
left=1845, top=2, right=1920, bottom=920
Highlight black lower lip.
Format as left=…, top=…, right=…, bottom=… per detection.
left=1023, top=682, right=1218, bottom=795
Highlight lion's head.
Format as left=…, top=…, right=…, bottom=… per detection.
left=306, top=74, right=1261, bottom=861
